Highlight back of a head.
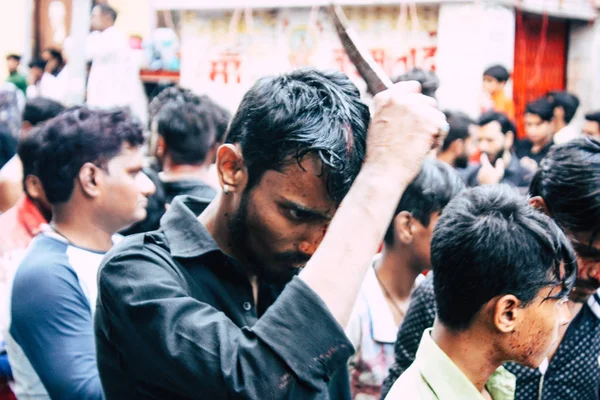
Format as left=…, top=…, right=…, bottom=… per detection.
left=548, top=91, right=580, bottom=124
left=585, top=111, right=600, bottom=125
left=441, top=110, right=474, bottom=152
left=529, top=136, right=600, bottom=241
left=384, top=159, right=466, bottom=244
left=23, top=97, right=65, bottom=127
left=155, top=101, right=217, bottom=166
left=432, top=185, right=576, bottom=331
left=28, top=58, right=47, bottom=70
left=225, top=68, right=370, bottom=203
left=478, top=111, right=515, bottom=135
left=393, top=68, right=439, bottom=98
left=483, top=65, right=510, bottom=83
left=36, top=107, right=144, bottom=204
left=526, top=98, right=554, bottom=122
left=98, top=4, right=118, bottom=23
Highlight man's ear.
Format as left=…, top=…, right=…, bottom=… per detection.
left=78, top=162, right=101, bottom=198
left=216, top=144, right=247, bottom=194
left=529, top=196, right=550, bottom=217
left=494, top=294, right=522, bottom=333
left=156, top=136, right=166, bottom=160
left=393, top=211, right=414, bottom=245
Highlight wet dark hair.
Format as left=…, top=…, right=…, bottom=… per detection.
left=478, top=111, right=515, bottom=136
left=432, top=185, right=577, bottom=331
left=36, top=107, right=144, bottom=204
left=548, top=91, right=580, bottom=124
left=225, top=68, right=370, bottom=203
left=155, top=102, right=217, bottom=165
left=585, top=111, right=600, bottom=125
left=393, top=68, right=439, bottom=98
left=6, top=54, right=21, bottom=62
left=384, top=159, right=465, bottom=245
left=97, top=4, right=117, bottom=22
left=529, top=136, right=600, bottom=245
left=526, top=98, right=554, bottom=122
left=23, top=97, right=64, bottom=127
left=441, top=110, right=474, bottom=151
left=483, top=65, right=510, bottom=83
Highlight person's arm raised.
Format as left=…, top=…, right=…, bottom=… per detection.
left=300, top=82, right=446, bottom=327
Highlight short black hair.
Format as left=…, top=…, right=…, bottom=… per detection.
left=36, top=107, right=144, bottom=204
left=585, top=111, right=600, bottom=125
left=18, top=126, right=44, bottom=189
left=155, top=101, right=217, bottom=165
left=23, top=97, right=65, bottom=126
left=441, top=110, right=474, bottom=151
left=529, top=136, right=600, bottom=245
left=28, top=58, right=46, bottom=70
left=225, top=68, right=370, bottom=203
left=526, top=98, right=554, bottom=122
left=548, top=91, right=580, bottom=124
left=478, top=111, right=515, bottom=136
left=384, top=159, right=465, bottom=245
left=208, top=99, right=231, bottom=144
left=432, top=185, right=577, bottom=331
left=483, top=65, right=510, bottom=83
left=97, top=4, right=117, bottom=22
left=6, top=54, right=21, bottom=62
left=393, top=68, right=439, bottom=98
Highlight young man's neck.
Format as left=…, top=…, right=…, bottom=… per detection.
left=376, top=244, right=421, bottom=300
left=51, top=204, right=114, bottom=252
left=431, top=320, right=501, bottom=395
left=160, top=159, right=211, bottom=183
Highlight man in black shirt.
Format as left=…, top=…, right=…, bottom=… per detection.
left=464, top=111, right=532, bottom=189
left=94, top=69, right=447, bottom=399
left=515, top=98, right=555, bottom=167
left=150, top=87, right=231, bottom=203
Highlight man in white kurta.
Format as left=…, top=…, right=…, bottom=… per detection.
left=87, top=4, right=148, bottom=127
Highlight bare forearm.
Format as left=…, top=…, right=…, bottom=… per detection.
left=300, top=164, right=412, bottom=327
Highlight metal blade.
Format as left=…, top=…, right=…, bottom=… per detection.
left=329, top=4, right=393, bottom=95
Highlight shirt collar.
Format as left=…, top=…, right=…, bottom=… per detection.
left=416, top=328, right=516, bottom=400
left=16, top=195, right=48, bottom=237
left=362, top=261, right=399, bottom=343
left=161, top=195, right=220, bottom=258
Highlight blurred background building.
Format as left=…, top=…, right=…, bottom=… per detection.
left=1, top=0, right=599, bottom=132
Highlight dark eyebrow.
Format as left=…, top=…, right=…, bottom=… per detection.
left=280, top=199, right=333, bottom=221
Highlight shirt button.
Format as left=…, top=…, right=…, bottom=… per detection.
left=243, top=302, right=252, bottom=311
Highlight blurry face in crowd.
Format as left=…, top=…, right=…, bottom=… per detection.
left=226, top=153, right=336, bottom=285
left=454, top=132, right=477, bottom=169
left=6, top=58, right=19, bottom=74
left=504, top=283, right=571, bottom=368
left=411, top=212, right=440, bottom=273
left=482, top=75, right=503, bottom=96
left=583, top=120, right=600, bottom=139
left=91, top=6, right=111, bottom=32
left=476, top=121, right=509, bottom=164
left=94, top=144, right=156, bottom=232
left=568, top=231, right=600, bottom=303
left=524, top=113, right=554, bottom=146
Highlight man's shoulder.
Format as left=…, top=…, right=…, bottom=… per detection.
left=385, top=363, right=437, bottom=400
left=14, top=235, right=70, bottom=276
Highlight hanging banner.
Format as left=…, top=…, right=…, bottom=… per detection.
left=180, top=5, right=439, bottom=111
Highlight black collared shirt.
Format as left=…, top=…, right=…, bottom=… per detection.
left=515, top=139, right=554, bottom=166
left=95, top=196, right=353, bottom=399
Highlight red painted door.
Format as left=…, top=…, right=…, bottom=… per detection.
left=513, top=11, right=567, bottom=139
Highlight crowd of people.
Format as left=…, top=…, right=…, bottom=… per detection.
left=0, top=4, right=599, bottom=400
